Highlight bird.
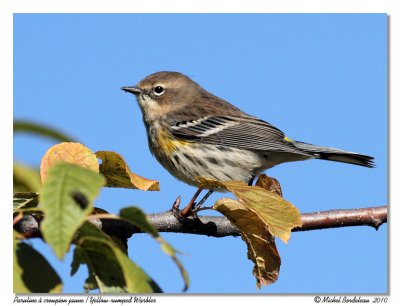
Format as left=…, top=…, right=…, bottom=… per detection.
left=122, top=71, right=374, bottom=213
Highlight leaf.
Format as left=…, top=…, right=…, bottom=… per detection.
left=13, top=232, right=62, bottom=293
left=75, top=222, right=162, bottom=293
left=120, top=207, right=189, bottom=291
left=119, top=207, right=159, bottom=237
left=71, top=245, right=99, bottom=292
left=40, top=142, right=99, bottom=183
left=13, top=192, right=39, bottom=210
left=83, top=273, right=99, bottom=292
left=40, top=162, right=105, bottom=259
left=96, top=151, right=159, bottom=191
left=199, top=178, right=302, bottom=243
left=71, top=245, right=85, bottom=277
left=214, top=198, right=281, bottom=288
left=14, top=120, right=75, bottom=142
left=255, top=174, right=282, bottom=197
left=13, top=162, right=42, bottom=193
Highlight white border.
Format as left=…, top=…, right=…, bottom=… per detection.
left=0, top=0, right=396, bottom=13
left=1, top=1, right=397, bottom=305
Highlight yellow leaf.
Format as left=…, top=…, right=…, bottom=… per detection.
left=199, top=177, right=302, bottom=243
left=40, top=142, right=99, bottom=183
left=96, top=151, right=159, bottom=191
left=214, top=198, right=281, bottom=288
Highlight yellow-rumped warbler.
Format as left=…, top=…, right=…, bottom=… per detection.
left=122, top=71, right=374, bottom=210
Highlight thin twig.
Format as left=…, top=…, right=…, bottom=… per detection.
left=14, top=206, right=387, bottom=239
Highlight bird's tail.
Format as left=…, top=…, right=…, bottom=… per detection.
left=293, top=141, right=375, bottom=168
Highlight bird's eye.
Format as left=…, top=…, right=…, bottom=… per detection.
left=153, top=86, right=165, bottom=96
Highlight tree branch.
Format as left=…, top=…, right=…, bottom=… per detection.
left=14, top=206, right=387, bottom=239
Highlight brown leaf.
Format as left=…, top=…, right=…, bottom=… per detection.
left=214, top=198, right=281, bottom=288
left=96, top=151, right=159, bottom=191
left=199, top=177, right=302, bottom=243
left=40, top=142, right=99, bottom=183
left=256, top=174, right=282, bottom=197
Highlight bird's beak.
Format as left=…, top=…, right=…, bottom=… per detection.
left=121, top=86, right=142, bottom=95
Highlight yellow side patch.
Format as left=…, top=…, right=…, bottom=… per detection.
left=156, top=130, right=189, bottom=156
left=284, top=136, right=294, bottom=142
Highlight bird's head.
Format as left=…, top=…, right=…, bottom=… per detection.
left=122, top=71, right=201, bottom=122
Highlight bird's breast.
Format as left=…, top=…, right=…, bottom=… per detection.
left=146, top=124, right=189, bottom=159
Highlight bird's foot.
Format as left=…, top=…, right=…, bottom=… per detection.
left=169, top=194, right=199, bottom=220
left=171, top=187, right=216, bottom=219
left=170, top=195, right=182, bottom=218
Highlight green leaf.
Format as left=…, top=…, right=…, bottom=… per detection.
left=119, top=207, right=159, bottom=237
left=14, top=120, right=75, bottom=142
left=83, top=273, right=99, bottom=292
left=120, top=207, right=189, bottom=291
left=214, top=198, right=281, bottom=288
left=75, top=222, right=162, bottom=293
left=13, top=232, right=62, bottom=293
left=13, top=163, right=41, bottom=193
left=96, top=151, right=159, bottom=191
left=40, top=162, right=105, bottom=259
left=13, top=192, right=39, bottom=210
left=71, top=245, right=85, bottom=277
left=71, top=245, right=99, bottom=292
left=199, top=178, right=302, bottom=243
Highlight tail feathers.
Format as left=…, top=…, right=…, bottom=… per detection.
left=293, top=141, right=375, bottom=168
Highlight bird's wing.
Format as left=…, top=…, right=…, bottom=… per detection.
left=169, top=115, right=310, bottom=155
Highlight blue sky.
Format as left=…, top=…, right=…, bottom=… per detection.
left=14, top=14, right=387, bottom=294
